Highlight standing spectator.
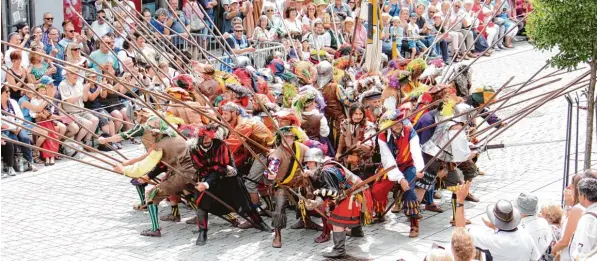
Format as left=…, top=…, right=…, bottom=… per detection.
left=431, top=14, right=450, bottom=63
left=15, top=22, right=31, bottom=47
left=1, top=85, right=37, bottom=172
left=568, top=178, right=597, bottom=260
left=515, top=193, right=553, bottom=258
left=5, top=33, right=29, bottom=69
left=165, top=0, right=191, bottom=51
left=81, top=26, right=98, bottom=53
left=6, top=51, right=29, bottom=101
left=139, top=8, right=154, bottom=35
left=305, top=19, right=334, bottom=55
left=199, top=0, right=218, bottom=33
left=89, top=34, right=120, bottom=75
left=90, top=10, right=112, bottom=40
left=325, top=0, right=352, bottom=21
left=38, top=12, right=57, bottom=46
left=384, top=0, right=401, bottom=17
left=225, top=24, right=255, bottom=56
left=224, top=0, right=246, bottom=34
left=58, top=66, right=99, bottom=145
left=552, top=173, right=588, bottom=260
left=28, top=45, right=57, bottom=84
left=540, top=204, right=564, bottom=260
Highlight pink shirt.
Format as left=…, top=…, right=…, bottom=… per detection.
left=354, top=25, right=367, bottom=49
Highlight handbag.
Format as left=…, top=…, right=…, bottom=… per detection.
left=189, top=4, right=206, bottom=31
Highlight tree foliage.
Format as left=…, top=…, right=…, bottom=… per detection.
left=527, top=0, right=597, bottom=69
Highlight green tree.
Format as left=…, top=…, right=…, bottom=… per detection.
left=527, top=0, right=597, bottom=170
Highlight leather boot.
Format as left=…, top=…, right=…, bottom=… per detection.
left=348, top=226, right=364, bottom=237
left=409, top=218, right=419, bottom=238
left=315, top=223, right=332, bottom=243
left=323, top=231, right=347, bottom=258
left=196, top=210, right=208, bottom=246
left=272, top=228, right=282, bottom=248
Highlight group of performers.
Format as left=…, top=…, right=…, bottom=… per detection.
left=99, top=56, right=502, bottom=258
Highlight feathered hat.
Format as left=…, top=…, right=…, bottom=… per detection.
left=379, top=109, right=406, bottom=130
left=273, top=126, right=308, bottom=146
left=274, top=109, right=302, bottom=127
left=171, top=74, right=195, bottom=92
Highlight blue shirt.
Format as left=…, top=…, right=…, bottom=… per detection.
left=17, top=96, right=33, bottom=123
left=413, top=110, right=436, bottom=145
left=150, top=18, right=165, bottom=34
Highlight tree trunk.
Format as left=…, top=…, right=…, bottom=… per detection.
left=584, top=61, right=597, bottom=170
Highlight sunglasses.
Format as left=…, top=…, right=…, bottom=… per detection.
left=429, top=11, right=436, bottom=13
left=234, top=30, right=243, bottom=32
left=266, top=9, right=274, bottom=12
left=72, top=48, right=80, bottom=51
left=45, top=17, right=54, bottom=20
left=67, top=30, right=75, bottom=33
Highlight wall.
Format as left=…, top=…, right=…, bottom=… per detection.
left=32, top=0, right=64, bottom=29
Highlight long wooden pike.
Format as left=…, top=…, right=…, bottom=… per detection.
left=472, top=79, right=590, bottom=138
left=415, top=77, right=563, bottom=134
left=1, top=109, right=122, bottom=164
left=282, top=184, right=329, bottom=220
left=381, top=77, right=513, bottom=218
left=2, top=68, right=126, bottom=158
left=0, top=112, right=120, bottom=167
left=478, top=72, right=590, bottom=145
left=1, top=138, right=118, bottom=174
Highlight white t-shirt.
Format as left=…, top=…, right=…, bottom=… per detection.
left=306, top=32, right=331, bottom=50
left=90, top=21, right=112, bottom=40
left=470, top=226, right=541, bottom=261
left=520, top=216, right=554, bottom=256
left=569, top=203, right=597, bottom=260
left=284, top=18, right=303, bottom=34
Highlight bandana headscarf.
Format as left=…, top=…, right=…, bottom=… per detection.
left=379, top=109, right=405, bottom=130
left=171, top=74, right=195, bottom=91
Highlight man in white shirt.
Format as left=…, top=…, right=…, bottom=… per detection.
left=515, top=193, right=553, bottom=257
left=373, top=109, right=425, bottom=237
left=468, top=200, right=541, bottom=261
left=304, top=19, right=334, bottom=54
left=90, top=10, right=112, bottom=40
left=569, top=178, right=597, bottom=260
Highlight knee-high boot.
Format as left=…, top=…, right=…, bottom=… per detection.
left=323, top=231, right=347, bottom=258
left=196, top=209, right=208, bottom=246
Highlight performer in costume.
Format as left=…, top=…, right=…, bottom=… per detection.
left=189, top=124, right=271, bottom=245
left=360, top=89, right=384, bottom=124
left=220, top=102, right=276, bottom=228
left=293, top=89, right=335, bottom=156
left=318, top=61, right=348, bottom=150
left=302, top=147, right=373, bottom=257
left=372, top=109, right=425, bottom=237
left=335, top=103, right=377, bottom=180
left=112, top=116, right=196, bottom=237
left=265, top=126, right=312, bottom=248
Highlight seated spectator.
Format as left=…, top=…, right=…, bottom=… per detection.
left=301, top=4, right=318, bottom=33
left=18, top=84, right=50, bottom=162
left=515, top=192, right=553, bottom=258
left=38, top=12, right=57, bottom=47
left=113, top=21, right=128, bottom=52
left=453, top=182, right=540, bottom=261
left=284, top=7, right=303, bottom=40
left=56, top=20, right=90, bottom=61
left=407, top=12, right=429, bottom=59
left=28, top=45, right=57, bottom=84
left=304, top=19, right=334, bottom=56
left=42, top=28, right=63, bottom=86
left=90, top=10, right=111, bottom=40
left=58, top=66, right=99, bottom=146
left=6, top=51, right=29, bottom=101
left=431, top=13, right=450, bottom=63
left=27, top=26, right=45, bottom=50
left=89, top=34, right=120, bottom=75
left=263, top=4, right=285, bottom=39
left=223, top=25, right=255, bottom=71
left=82, top=76, right=116, bottom=146
left=450, top=228, right=475, bottom=261
left=568, top=178, right=597, bottom=260
left=1, top=85, right=37, bottom=172
left=540, top=204, right=564, bottom=260
left=426, top=248, right=454, bottom=261
left=38, top=76, right=69, bottom=140
left=15, top=22, right=30, bottom=48
left=5, top=32, right=29, bottom=69
left=29, top=84, right=60, bottom=165
left=64, top=43, right=90, bottom=85
left=1, top=130, right=17, bottom=177
left=253, top=15, right=276, bottom=43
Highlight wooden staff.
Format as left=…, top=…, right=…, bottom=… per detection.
left=6, top=83, right=130, bottom=125
left=481, top=71, right=590, bottom=145
left=337, top=99, right=442, bottom=159
left=2, top=68, right=126, bottom=158
left=471, top=79, right=590, bottom=138
left=474, top=60, right=552, bottom=129
left=1, top=138, right=118, bottom=174
left=415, top=77, right=563, bottom=134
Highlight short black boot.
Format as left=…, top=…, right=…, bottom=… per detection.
left=196, top=210, right=208, bottom=246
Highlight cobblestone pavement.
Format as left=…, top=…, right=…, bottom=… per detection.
left=2, top=42, right=594, bottom=261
